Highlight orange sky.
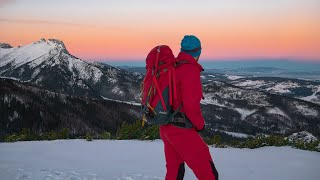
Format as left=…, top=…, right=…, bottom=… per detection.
left=0, top=0, right=319, bottom=61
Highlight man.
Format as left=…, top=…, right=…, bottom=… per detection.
left=160, top=35, right=219, bottom=180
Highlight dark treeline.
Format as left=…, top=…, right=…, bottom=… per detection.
left=0, top=78, right=139, bottom=138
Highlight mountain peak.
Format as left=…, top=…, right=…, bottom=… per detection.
left=35, top=38, right=66, bottom=48
left=0, top=43, right=13, bottom=49
left=34, top=38, right=70, bottom=55
left=48, top=39, right=66, bottom=47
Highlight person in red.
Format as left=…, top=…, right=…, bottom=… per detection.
left=160, top=35, right=219, bottom=180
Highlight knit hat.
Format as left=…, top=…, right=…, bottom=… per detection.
left=180, top=35, right=202, bottom=58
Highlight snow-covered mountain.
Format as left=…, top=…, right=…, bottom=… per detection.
left=0, top=39, right=143, bottom=101
left=200, top=81, right=320, bottom=137
left=200, top=73, right=320, bottom=105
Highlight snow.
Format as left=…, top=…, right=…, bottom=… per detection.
left=235, top=80, right=266, bottom=88
left=0, top=140, right=319, bottom=180
left=200, top=95, right=226, bottom=107
left=0, top=39, right=104, bottom=84
left=101, top=96, right=140, bottom=106
left=234, top=108, right=256, bottom=120
left=0, top=76, right=22, bottom=81
left=225, top=75, right=243, bottom=80
left=208, top=75, right=215, bottom=78
left=0, top=42, right=52, bottom=68
left=69, top=58, right=103, bottom=84
left=267, top=107, right=290, bottom=119
left=220, top=131, right=253, bottom=138
left=0, top=47, right=14, bottom=58
left=294, top=103, right=318, bottom=117
left=111, top=86, right=125, bottom=96
left=8, top=111, right=19, bottom=122
left=31, top=68, right=40, bottom=78
left=300, top=85, right=320, bottom=104
left=266, top=82, right=300, bottom=94
left=288, top=131, right=318, bottom=143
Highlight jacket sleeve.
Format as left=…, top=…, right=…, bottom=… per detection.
left=180, top=65, right=205, bottom=131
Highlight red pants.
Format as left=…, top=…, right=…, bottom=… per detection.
left=160, top=124, right=218, bottom=180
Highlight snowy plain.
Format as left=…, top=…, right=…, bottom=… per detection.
left=0, top=140, right=319, bottom=180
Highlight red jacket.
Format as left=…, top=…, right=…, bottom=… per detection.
left=173, top=52, right=205, bottom=131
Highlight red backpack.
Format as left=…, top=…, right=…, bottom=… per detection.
left=140, top=45, right=187, bottom=126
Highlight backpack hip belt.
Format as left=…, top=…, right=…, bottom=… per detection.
left=169, top=112, right=193, bottom=128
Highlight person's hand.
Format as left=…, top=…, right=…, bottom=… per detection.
left=196, top=124, right=205, bottom=132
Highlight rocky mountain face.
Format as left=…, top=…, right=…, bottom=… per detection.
left=0, top=39, right=143, bottom=102
left=0, top=78, right=139, bottom=136
left=0, top=43, right=13, bottom=49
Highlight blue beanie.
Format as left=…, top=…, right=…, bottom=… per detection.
left=180, top=35, right=202, bottom=57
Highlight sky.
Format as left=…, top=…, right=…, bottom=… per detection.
left=0, top=0, right=319, bottom=62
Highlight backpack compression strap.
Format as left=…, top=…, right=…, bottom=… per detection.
left=152, top=46, right=167, bottom=111
left=168, top=65, right=177, bottom=106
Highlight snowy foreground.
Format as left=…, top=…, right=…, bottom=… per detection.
left=0, top=140, right=319, bottom=180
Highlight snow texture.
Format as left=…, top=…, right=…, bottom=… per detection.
left=225, top=74, right=243, bottom=80
left=301, top=85, right=320, bottom=105
left=266, top=82, right=300, bottom=94
left=200, top=96, right=226, bottom=107
left=267, top=107, right=290, bottom=119
left=0, top=39, right=103, bottom=84
left=220, top=131, right=253, bottom=138
left=288, top=131, right=318, bottom=143
left=234, top=108, right=256, bottom=120
left=235, top=80, right=266, bottom=88
left=101, top=96, right=140, bottom=106
left=294, top=102, right=318, bottom=117
left=0, top=140, right=319, bottom=180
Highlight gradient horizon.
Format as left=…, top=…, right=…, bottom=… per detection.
left=0, top=0, right=319, bottom=62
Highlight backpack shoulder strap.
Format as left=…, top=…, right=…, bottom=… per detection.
left=174, top=60, right=190, bottom=67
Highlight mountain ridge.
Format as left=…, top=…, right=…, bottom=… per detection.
left=0, top=38, right=143, bottom=101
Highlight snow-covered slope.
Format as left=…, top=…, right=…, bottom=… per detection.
left=0, top=39, right=143, bottom=101
left=231, top=78, right=320, bottom=105
left=200, top=81, right=320, bottom=137
left=288, top=131, right=318, bottom=143
left=0, top=140, right=319, bottom=180
left=200, top=73, right=320, bottom=105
